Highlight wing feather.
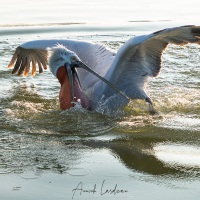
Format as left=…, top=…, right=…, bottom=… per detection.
left=34, top=49, right=48, bottom=69
left=7, top=50, right=18, bottom=69
left=12, top=54, right=22, bottom=74
left=23, top=58, right=31, bottom=77
left=18, top=56, right=27, bottom=75
left=38, top=61, right=43, bottom=74
left=31, top=59, right=36, bottom=76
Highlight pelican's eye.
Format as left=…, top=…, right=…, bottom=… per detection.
left=70, top=56, right=77, bottom=63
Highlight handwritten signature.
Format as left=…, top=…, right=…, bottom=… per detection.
left=72, top=180, right=128, bottom=199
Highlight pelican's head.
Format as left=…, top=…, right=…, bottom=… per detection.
left=48, top=45, right=91, bottom=110
left=48, top=45, right=79, bottom=77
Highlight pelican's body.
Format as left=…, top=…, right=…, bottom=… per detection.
left=7, top=25, right=200, bottom=113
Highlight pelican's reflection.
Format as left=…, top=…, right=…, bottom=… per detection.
left=82, top=128, right=200, bottom=178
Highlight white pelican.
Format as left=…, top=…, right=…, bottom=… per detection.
left=7, top=25, right=200, bottom=113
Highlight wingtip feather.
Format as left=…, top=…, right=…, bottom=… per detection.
left=7, top=47, right=19, bottom=68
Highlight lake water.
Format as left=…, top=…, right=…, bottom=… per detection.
left=0, top=1, right=200, bottom=200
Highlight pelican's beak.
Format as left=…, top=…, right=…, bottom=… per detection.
left=56, top=65, right=71, bottom=110
left=56, top=60, right=129, bottom=110
left=72, top=60, right=130, bottom=100
left=56, top=63, right=83, bottom=110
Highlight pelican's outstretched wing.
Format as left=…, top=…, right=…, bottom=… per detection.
left=7, top=39, right=115, bottom=90
left=105, top=25, right=200, bottom=100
